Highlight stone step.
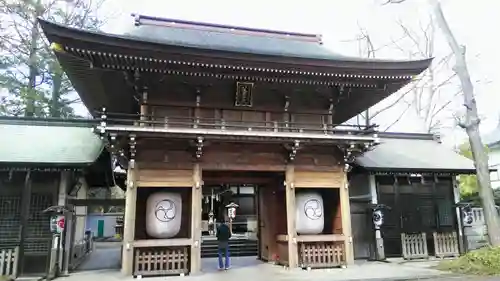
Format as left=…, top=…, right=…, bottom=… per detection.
left=201, top=239, right=258, bottom=258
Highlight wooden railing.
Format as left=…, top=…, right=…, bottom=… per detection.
left=97, top=109, right=377, bottom=137
left=433, top=231, right=459, bottom=258
left=0, top=247, right=19, bottom=279
left=133, top=246, right=190, bottom=277
left=401, top=232, right=429, bottom=260
left=298, top=242, right=345, bottom=269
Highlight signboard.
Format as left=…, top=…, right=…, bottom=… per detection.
left=225, top=202, right=239, bottom=219
left=50, top=215, right=65, bottom=234
left=227, top=207, right=236, bottom=219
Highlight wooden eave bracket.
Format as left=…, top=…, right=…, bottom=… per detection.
left=189, top=136, right=205, bottom=160
left=129, top=134, right=137, bottom=161
left=284, top=140, right=301, bottom=162
left=342, top=142, right=371, bottom=172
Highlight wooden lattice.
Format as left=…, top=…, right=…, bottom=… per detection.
left=299, top=242, right=345, bottom=268
left=0, top=247, right=18, bottom=278
left=134, top=246, right=189, bottom=277
left=401, top=232, right=429, bottom=260
left=433, top=231, right=459, bottom=258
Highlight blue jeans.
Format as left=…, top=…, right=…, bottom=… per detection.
left=218, top=247, right=230, bottom=269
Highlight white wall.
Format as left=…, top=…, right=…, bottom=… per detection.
left=489, top=149, right=500, bottom=189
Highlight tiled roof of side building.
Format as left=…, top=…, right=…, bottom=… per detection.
left=355, top=133, right=475, bottom=174
left=0, top=118, right=104, bottom=167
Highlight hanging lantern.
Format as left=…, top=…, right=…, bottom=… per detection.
left=372, top=210, right=384, bottom=228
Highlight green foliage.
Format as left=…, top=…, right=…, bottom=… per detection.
left=458, top=143, right=489, bottom=199
left=0, top=0, right=108, bottom=117
left=437, top=246, right=500, bottom=275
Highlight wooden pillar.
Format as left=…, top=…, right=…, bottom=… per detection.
left=18, top=170, right=32, bottom=276
left=285, top=165, right=298, bottom=268
left=190, top=163, right=202, bottom=274
left=340, top=173, right=354, bottom=265
left=121, top=161, right=138, bottom=276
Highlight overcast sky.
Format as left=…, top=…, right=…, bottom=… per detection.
left=92, top=0, right=499, bottom=145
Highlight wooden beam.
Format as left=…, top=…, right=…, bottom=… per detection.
left=190, top=164, right=202, bottom=274
left=276, top=234, right=346, bottom=242
left=294, top=170, right=343, bottom=188
left=67, top=198, right=125, bottom=207
left=121, top=161, right=138, bottom=276
left=104, top=125, right=378, bottom=142
left=340, top=173, right=354, bottom=265
left=132, top=238, right=192, bottom=247
left=137, top=169, right=194, bottom=187
left=285, top=165, right=298, bottom=268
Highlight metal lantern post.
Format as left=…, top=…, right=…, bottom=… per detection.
left=368, top=203, right=391, bottom=261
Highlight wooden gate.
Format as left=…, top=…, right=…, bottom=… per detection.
left=433, top=232, right=459, bottom=258
left=298, top=242, right=345, bottom=268
left=134, top=246, right=190, bottom=277
left=401, top=233, right=429, bottom=260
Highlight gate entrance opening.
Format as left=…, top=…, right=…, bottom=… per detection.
left=200, top=171, right=283, bottom=264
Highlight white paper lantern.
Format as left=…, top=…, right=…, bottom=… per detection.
left=296, top=191, right=324, bottom=234
left=146, top=192, right=182, bottom=238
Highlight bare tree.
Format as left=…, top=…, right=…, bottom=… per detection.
left=383, top=0, right=500, bottom=247
left=351, top=26, right=415, bottom=130
left=353, top=18, right=459, bottom=133
left=391, top=17, right=460, bottom=134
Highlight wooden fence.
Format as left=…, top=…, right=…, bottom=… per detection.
left=401, top=233, right=428, bottom=260
left=133, top=246, right=189, bottom=277
left=433, top=232, right=459, bottom=258
left=298, top=242, right=345, bottom=269
left=0, top=247, right=19, bottom=279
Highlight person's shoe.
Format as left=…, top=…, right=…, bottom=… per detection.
left=224, top=266, right=231, bottom=270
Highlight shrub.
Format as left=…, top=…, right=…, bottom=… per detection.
left=437, top=246, right=500, bottom=275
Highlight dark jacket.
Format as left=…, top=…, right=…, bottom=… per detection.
left=216, top=223, right=231, bottom=248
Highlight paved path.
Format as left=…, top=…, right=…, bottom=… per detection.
left=72, top=248, right=500, bottom=281
left=67, top=257, right=463, bottom=281
left=408, top=276, right=500, bottom=281
left=76, top=242, right=121, bottom=271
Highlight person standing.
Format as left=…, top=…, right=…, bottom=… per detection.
left=216, top=220, right=232, bottom=270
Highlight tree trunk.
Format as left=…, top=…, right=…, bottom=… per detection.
left=50, top=71, right=62, bottom=117
left=26, top=19, right=38, bottom=117
left=25, top=0, right=43, bottom=117
left=430, top=0, right=500, bottom=246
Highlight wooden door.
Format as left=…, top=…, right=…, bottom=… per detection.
left=350, top=201, right=374, bottom=259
